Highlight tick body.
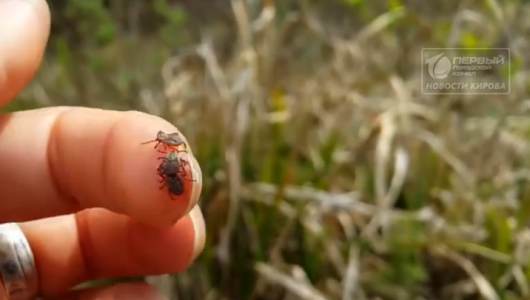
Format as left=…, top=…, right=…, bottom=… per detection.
left=157, top=151, right=180, bottom=177
left=142, top=130, right=188, bottom=153
left=156, top=151, right=197, bottom=200
left=165, top=176, right=185, bottom=196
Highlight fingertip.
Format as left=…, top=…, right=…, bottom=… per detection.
left=107, top=111, right=202, bottom=228
left=126, top=211, right=197, bottom=274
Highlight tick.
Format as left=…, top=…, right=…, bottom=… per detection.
left=162, top=175, right=186, bottom=199
left=157, top=151, right=181, bottom=177
left=142, top=130, right=188, bottom=153
left=156, top=152, right=196, bottom=200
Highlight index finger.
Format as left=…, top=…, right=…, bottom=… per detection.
left=0, top=107, right=202, bottom=228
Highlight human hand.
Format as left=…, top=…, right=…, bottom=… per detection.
left=0, top=1, right=205, bottom=300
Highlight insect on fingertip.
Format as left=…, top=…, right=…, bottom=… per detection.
left=143, top=130, right=193, bottom=201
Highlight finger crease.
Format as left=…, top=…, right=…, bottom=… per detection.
left=74, top=211, right=97, bottom=281
left=100, top=114, right=126, bottom=210
left=47, top=108, right=82, bottom=212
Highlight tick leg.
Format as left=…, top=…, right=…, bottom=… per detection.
left=158, top=181, right=166, bottom=189
left=177, top=168, right=196, bottom=183
left=177, top=171, right=188, bottom=179
left=168, top=190, right=175, bottom=201
left=154, top=143, right=171, bottom=154
left=177, top=161, right=190, bottom=172
left=166, top=145, right=180, bottom=152
left=157, top=172, right=166, bottom=183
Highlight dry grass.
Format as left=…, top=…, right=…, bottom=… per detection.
left=7, top=0, right=530, bottom=299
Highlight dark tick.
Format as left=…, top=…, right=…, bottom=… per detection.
left=156, top=151, right=197, bottom=200
left=157, top=151, right=180, bottom=177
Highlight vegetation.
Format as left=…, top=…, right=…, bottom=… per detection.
left=7, top=0, right=530, bottom=299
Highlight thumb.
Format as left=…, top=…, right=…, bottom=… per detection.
left=0, top=0, right=50, bottom=107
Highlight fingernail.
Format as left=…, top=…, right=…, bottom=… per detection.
left=112, top=283, right=168, bottom=300
left=189, top=205, right=205, bottom=260
left=185, top=154, right=203, bottom=214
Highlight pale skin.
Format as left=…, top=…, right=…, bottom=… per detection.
left=0, top=1, right=205, bottom=300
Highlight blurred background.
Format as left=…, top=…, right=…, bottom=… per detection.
left=4, top=0, right=530, bottom=299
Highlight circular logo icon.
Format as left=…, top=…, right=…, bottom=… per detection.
left=425, top=53, right=451, bottom=79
